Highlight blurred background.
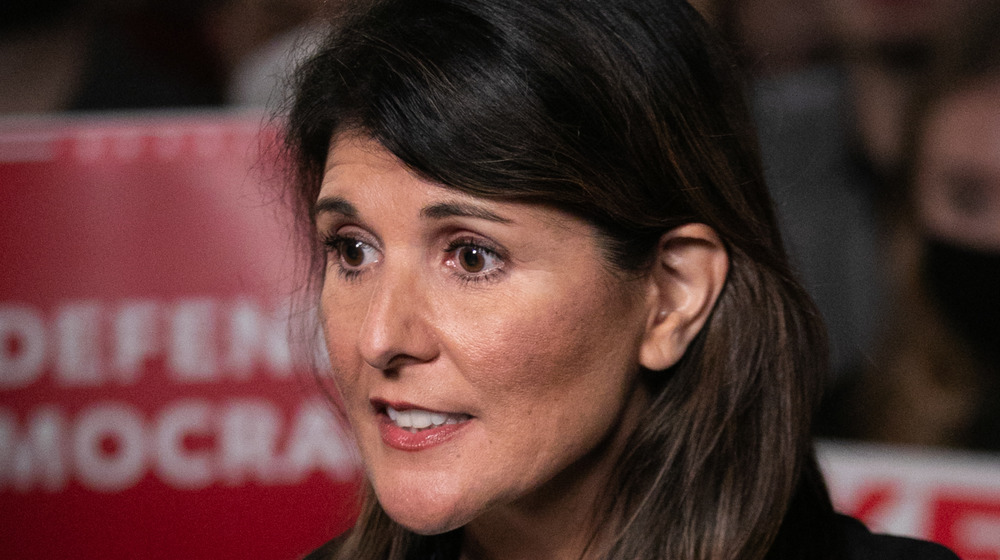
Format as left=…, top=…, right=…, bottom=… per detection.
left=1, top=0, right=998, bottom=558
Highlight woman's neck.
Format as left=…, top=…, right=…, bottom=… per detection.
left=458, top=491, right=606, bottom=560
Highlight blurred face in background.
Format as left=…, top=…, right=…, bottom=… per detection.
left=914, top=77, right=1000, bottom=365
left=917, top=78, right=1000, bottom=250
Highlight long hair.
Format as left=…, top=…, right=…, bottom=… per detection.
left=284, top=0, right=835, bottom=558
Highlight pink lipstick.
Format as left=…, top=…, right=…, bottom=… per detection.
left=373, top=400, right=472, bottom=451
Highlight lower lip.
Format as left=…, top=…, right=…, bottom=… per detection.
left=378, top=415, right=469, bottom=451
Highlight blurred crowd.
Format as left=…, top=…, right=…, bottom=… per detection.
left=0, top=0, right=324, bottom=112
left=2, top=0, right=998, bottom=452
left=696, top=0, right=1000, bottom=452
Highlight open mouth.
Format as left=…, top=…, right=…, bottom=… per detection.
left=372, top=400, right=474, bottom=450
left=385, top=405, right=472, bottom=433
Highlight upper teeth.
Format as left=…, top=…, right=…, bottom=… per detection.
left=387, top=406, right=467, bottom=430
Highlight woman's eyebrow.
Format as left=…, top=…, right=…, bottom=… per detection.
left=420, top=202, right=513, bottom=224
left=313, top=196, right=358, bottom=219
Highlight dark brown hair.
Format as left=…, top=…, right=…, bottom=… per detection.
left=285, top=0, right=835, bottom=558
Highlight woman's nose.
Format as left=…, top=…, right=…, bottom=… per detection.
left=357, top=267, right=439, bottom=371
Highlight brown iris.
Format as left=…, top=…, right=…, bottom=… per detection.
left=341, top=240, right=366, bottom=267
left=459, top=246, right=486, bottom=273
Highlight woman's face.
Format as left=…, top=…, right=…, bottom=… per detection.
left=315, top=135, right=653, bottom=535
left=916, top=79, right=1000, bottom=249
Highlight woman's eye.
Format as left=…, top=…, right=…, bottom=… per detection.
left=340, top=239, right=368, bottom=267
left=324, top=235, right=379, bottom=274
left=447, top=240, right=503, bottom=279
left=457, top=246, right=489, bottom=273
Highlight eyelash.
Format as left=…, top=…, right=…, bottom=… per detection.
left=320, top=232, right=507, bottom=284
left=321, top=233, right=375, bottom=281
left=444, top=237, right=507, bottom=284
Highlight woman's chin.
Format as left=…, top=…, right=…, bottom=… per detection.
left=382, top=504, right=469, bottom=536
left=395, top=518, right=463, bottom=536
left=375, top=487, right=474, bottom=535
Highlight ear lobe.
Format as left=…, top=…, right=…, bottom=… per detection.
left=639, top=223, right=729, bottom=371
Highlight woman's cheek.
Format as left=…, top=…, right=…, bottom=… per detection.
left=446, top=302, right=584, bottom=395
left=322, top=319, right=365, bottom=404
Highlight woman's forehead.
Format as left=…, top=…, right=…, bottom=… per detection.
left=324, top=133, right=398, bottom=175
left=319, top=134, right=582, bottom=228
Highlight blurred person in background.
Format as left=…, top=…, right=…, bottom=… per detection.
left=817, top=3, right=1000, bottom=451
left=216, top=0, right=327, bottom=107
left=819, top=0, right=987, bottom=175
left=0, top=0, right=325, bottom=114
left=689, top=0, right=830, bottom=77
left=696, top=0, right=985, bottom=379
left=1, top=0, right=95, bottom=113
left=0, top=0, right=223, bottom=113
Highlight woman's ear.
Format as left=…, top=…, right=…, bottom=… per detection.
left=639, top=223, right=729, bottom=371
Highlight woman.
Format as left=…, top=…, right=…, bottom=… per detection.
left=284, top=0, right=959, bottom=558
left=817, top=3, right=1000, bottom=450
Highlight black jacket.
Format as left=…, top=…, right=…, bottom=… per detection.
left=837, top=515, right=959, bottom=560
left=303, top=514, right=959, bottom=560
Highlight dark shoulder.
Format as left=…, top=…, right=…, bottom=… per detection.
left=838, top=515, right=959, bottom=560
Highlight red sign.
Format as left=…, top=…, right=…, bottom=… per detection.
left=0, top=114, right=360, bottom=559
left=821, top=441, right=1000, bottom=559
